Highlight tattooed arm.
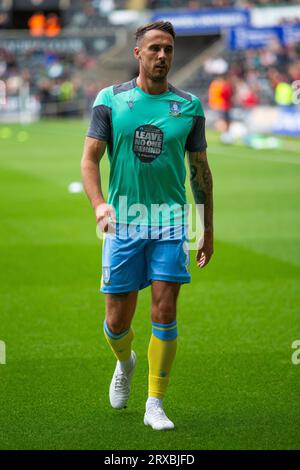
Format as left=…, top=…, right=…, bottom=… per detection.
left=188, top=150, right=214, bottom=268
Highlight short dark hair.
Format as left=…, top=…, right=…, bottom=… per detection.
left=135, top=21, right=176, bottom=44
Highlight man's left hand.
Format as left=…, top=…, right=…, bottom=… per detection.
left=196, top=232, right=214, bottom=268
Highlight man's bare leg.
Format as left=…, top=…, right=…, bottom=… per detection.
left=105, top=291, right=138, bottom=334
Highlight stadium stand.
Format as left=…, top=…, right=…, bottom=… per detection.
left=183, top=42, right=300, bottom=109
left=0, top=0, right=119, bottom=120
left=63, top=0, right=110, bottom=31
left=0, top=35, right=115, bottom=118
left=0, top=0, right=300, bottom=129
left=108, top=0, right=300, bottom=8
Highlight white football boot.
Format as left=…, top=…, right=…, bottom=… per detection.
left=109, top=351, right=136, bottom=409
left=144, top=397, right=175, bottom=430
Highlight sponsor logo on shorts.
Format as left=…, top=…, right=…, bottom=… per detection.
left=103, top=266, right=110, bottom=285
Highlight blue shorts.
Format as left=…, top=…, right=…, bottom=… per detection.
left=100, top=225, right=190, bottom=293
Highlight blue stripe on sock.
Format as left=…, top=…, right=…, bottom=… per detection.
left=104, top=320, right=129, bottom=340
left=152, top=321, right=178, bottom=341
left=152, top=321, right=177, bottom=328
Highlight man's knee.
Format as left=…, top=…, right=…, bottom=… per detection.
left=152, top=299, right=176, bottom=324
left=105, top=292, right=135, bottom=334
left=105, top=317, right=129, bottom=335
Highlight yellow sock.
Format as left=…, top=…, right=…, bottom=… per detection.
left=104, top=320, right=134, bottom=362
left=148, top=321, right=177, bottom=399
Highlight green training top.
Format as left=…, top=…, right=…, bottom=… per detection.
left=87, top=78, right=207, bottom=226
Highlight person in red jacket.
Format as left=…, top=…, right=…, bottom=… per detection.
left=219, top=75, right=233, bottom=131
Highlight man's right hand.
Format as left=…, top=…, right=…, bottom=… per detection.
left=95, top=203, right=116, bottom=233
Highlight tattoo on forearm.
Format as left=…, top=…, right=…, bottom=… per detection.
left=190, top=165, right=205, bottom=202
left=191, top=180, right=206, bottom=204
left=188, top=151, right=213, bottom=232
left=190, top=164, right=197, bottom=181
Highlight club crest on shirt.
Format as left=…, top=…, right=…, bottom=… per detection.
left=127, top=97, right=134, bottom=110
left=169, top=101, right=182, bottom=117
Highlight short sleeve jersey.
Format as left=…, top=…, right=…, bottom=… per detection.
left=87, top=78, right=207, bottom=226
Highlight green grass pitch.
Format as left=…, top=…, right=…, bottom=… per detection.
left=0, top=120, right=299, bottom=450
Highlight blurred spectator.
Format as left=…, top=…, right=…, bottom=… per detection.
left=220, top=75, right=233, bottom=126
left=204, top=57, right=228, bottom=75
left=275, top=79, right=294, bottom=107
left=66, top=0, right=109, bottom=30
left=0, top=12, right=10, bottom=28
left=45, top=14, right=61, bottom=37
left=208, top=77, right=223, bottom=110
left=28, top=11, right=46, bottom=37
left=98, top=0, right=115, bottom=15
left=233, top=77, right=259, bottom=108
left=208, top=74, right=233, bottom=131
